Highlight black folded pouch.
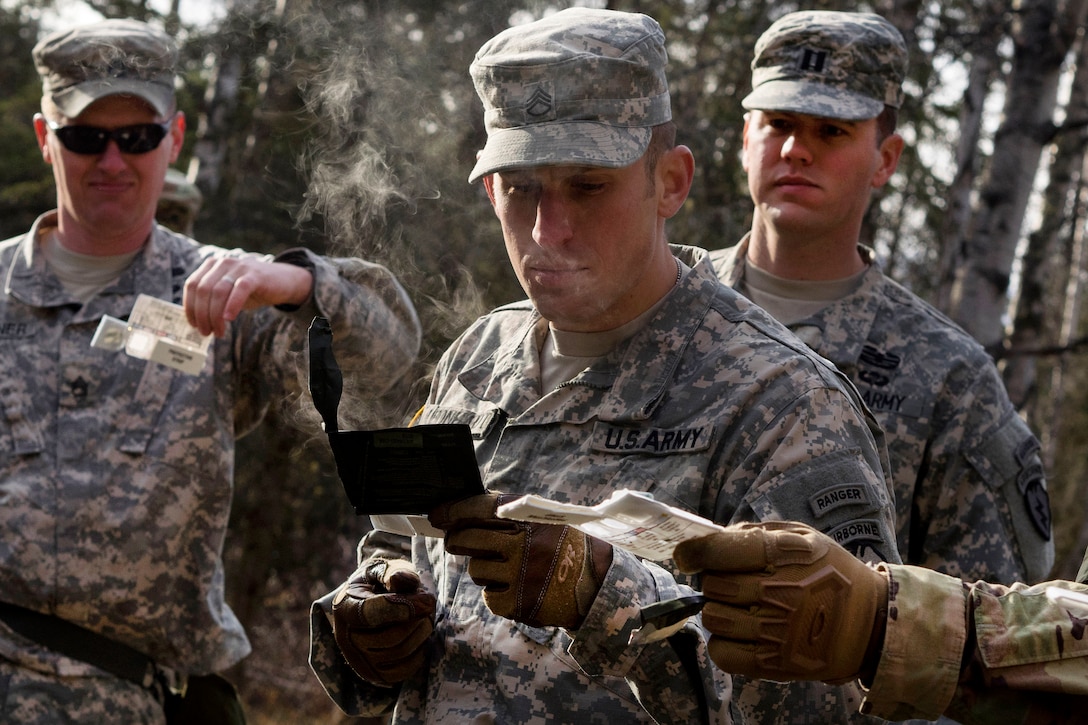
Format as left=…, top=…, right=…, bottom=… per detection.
left=307, top=317, right=484, bottom=516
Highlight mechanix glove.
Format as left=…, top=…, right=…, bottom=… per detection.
left=331, top=558, right=437, bottom=688
left=672, top=521, right=889, bottom=685
left=429, top=493, right=613, bottom=630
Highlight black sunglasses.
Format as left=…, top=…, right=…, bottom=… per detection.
left=46, top=119, right=172, bottom=155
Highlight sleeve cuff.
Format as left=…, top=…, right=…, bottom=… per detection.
left=860, top=563, right=967, bottom=721
left=272, top=247, right=318, bottom=313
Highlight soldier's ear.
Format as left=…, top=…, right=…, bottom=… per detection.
left=33, top=114, right=54, bottom=165
left=656, top=145, right=694, bottom=219
left=873, top=132, right=903, bottom=189
left=481, top=173, right=497, bottom=207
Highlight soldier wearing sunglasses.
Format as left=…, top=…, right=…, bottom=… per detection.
left=0, top=18, right=421, bottom=724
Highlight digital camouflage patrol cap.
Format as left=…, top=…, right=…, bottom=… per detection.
left=468, top=7, right=671, bottom=183
left=742, top=10, right=907, bottom=120
left=33, top=18, right=178, bottom=119
left=157, top=168, right=204, bottom=235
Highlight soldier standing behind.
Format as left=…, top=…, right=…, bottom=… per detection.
left=709, top=11, right=1053, bottom=722
left=155, top=167, right=202, bottom=236
left=711, top=9, right=1052, bottom=584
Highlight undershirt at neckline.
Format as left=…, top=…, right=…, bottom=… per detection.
left=539, top=258, right=688, bottom=393
left=740, top=258, right=867, bottom=326
left=40, top=227, right=140, bottom=303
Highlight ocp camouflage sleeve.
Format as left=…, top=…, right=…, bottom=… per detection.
left=862, top=558, right=1088, bottom=724
left=309, top=245, right=900, bottom=723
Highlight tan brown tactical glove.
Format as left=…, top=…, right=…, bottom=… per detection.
left=429, top=493, right=613, bottom=630
left=673, top=521, right=889, bottom=685
left=331, top=558, right=437, bottom=688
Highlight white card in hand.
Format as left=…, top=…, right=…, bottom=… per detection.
left=497, top=489, right=725, bottom=561
left=1046, top=586, right=1088, bottom=616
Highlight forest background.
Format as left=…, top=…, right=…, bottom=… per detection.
left=3, top=0, right=1088, bottom=722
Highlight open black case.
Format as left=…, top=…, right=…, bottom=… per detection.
left=307, top=317, right=484, bottom=516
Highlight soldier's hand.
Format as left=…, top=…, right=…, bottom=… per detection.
left=331, top=558, right=436, bottom=688
left=429, top=493, right=612, bottom=629
left=183, top=254, right=314, bottom=337
left=673, top=521, right=888, bottom=685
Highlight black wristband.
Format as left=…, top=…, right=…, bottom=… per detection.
left=858, top=598, right=888, bottom=687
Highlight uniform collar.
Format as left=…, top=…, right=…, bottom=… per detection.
left=5, top=212, right=184, bottom=319
left=458, top=245, right=719, bottom=424
left=717, top=238, right=884, bottom=370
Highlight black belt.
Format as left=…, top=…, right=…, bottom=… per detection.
left=0, top=600, right=155, bottom=686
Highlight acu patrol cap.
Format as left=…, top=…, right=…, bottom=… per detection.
left=33, top=18, right=178, bottom=119
left=157, top=167, right=203, bottom=235
left=160, top=167, right=203, bottom=210
left=468, top=7, right=672, bottom=183
left=742, top=11, right=907, bottom=120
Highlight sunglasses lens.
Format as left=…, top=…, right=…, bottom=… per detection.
left=116, top=124, right=168, bottom=154
left=52, top=123, right=169, bottom=155
left=55, top=126, right=108, bottom=154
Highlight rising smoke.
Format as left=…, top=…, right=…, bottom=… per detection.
left=282, top=3, right=498, bottom=430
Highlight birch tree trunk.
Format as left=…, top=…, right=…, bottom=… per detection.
left=934, top=3, right=1005, bottom=311
left=948, top=0, right=1088, bottom=352
left=187, top=0, right=248, bottom=198
left=1047, top=170, right=1088, bottom=579
left=1004, top=29, right=1088, bottom=411
left=165, top=0, right=181, bottom=35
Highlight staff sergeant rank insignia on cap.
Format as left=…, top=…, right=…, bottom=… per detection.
left=525, top=85, right=555, bottom=118
left=467, top=8, right=672, bottom=183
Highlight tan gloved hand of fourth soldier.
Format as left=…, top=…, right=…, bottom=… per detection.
left=429, top=492, right=613, bottom=630
left=672, top=521, right=889, bottom=685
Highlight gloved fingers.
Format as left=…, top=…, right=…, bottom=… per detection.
left=342, top=615, right=434, bottom=654
left=699, top=600, right=771, bottom=641
left=430, top=493, right=500, bottom=528
left=368, top=645, right=429, bottom=685
left=348, top=558, right=422, bottom=595
left=707, top=637, right=785, bottom=681
left=698, top=570, right=767, bottom=606
left=336, top=617, right=434, bottom=687
left=672, top=524, right=773, bottom=574
left=429, top=492, right=523, bottom=530
left=444, top=524, right=524, bottom=560
left=480, top=587, right=519, bottom=620
left=380, top=560, right=423, bottom=593
left=465, top=555, right=517, bottom=591
left=334, top=588, right=437, bottom=628
left=759, top=522, right=829, bottom=566
left=455, top=523, right=568, bottom=590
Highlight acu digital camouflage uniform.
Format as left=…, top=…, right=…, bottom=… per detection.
left=0, top=214, right=421, bottom=723
left=309, top=245, right=901, bottom=724
left=863, top=551, right=1088, bottom=724
left=714, top=241, right=1053, bottom=584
